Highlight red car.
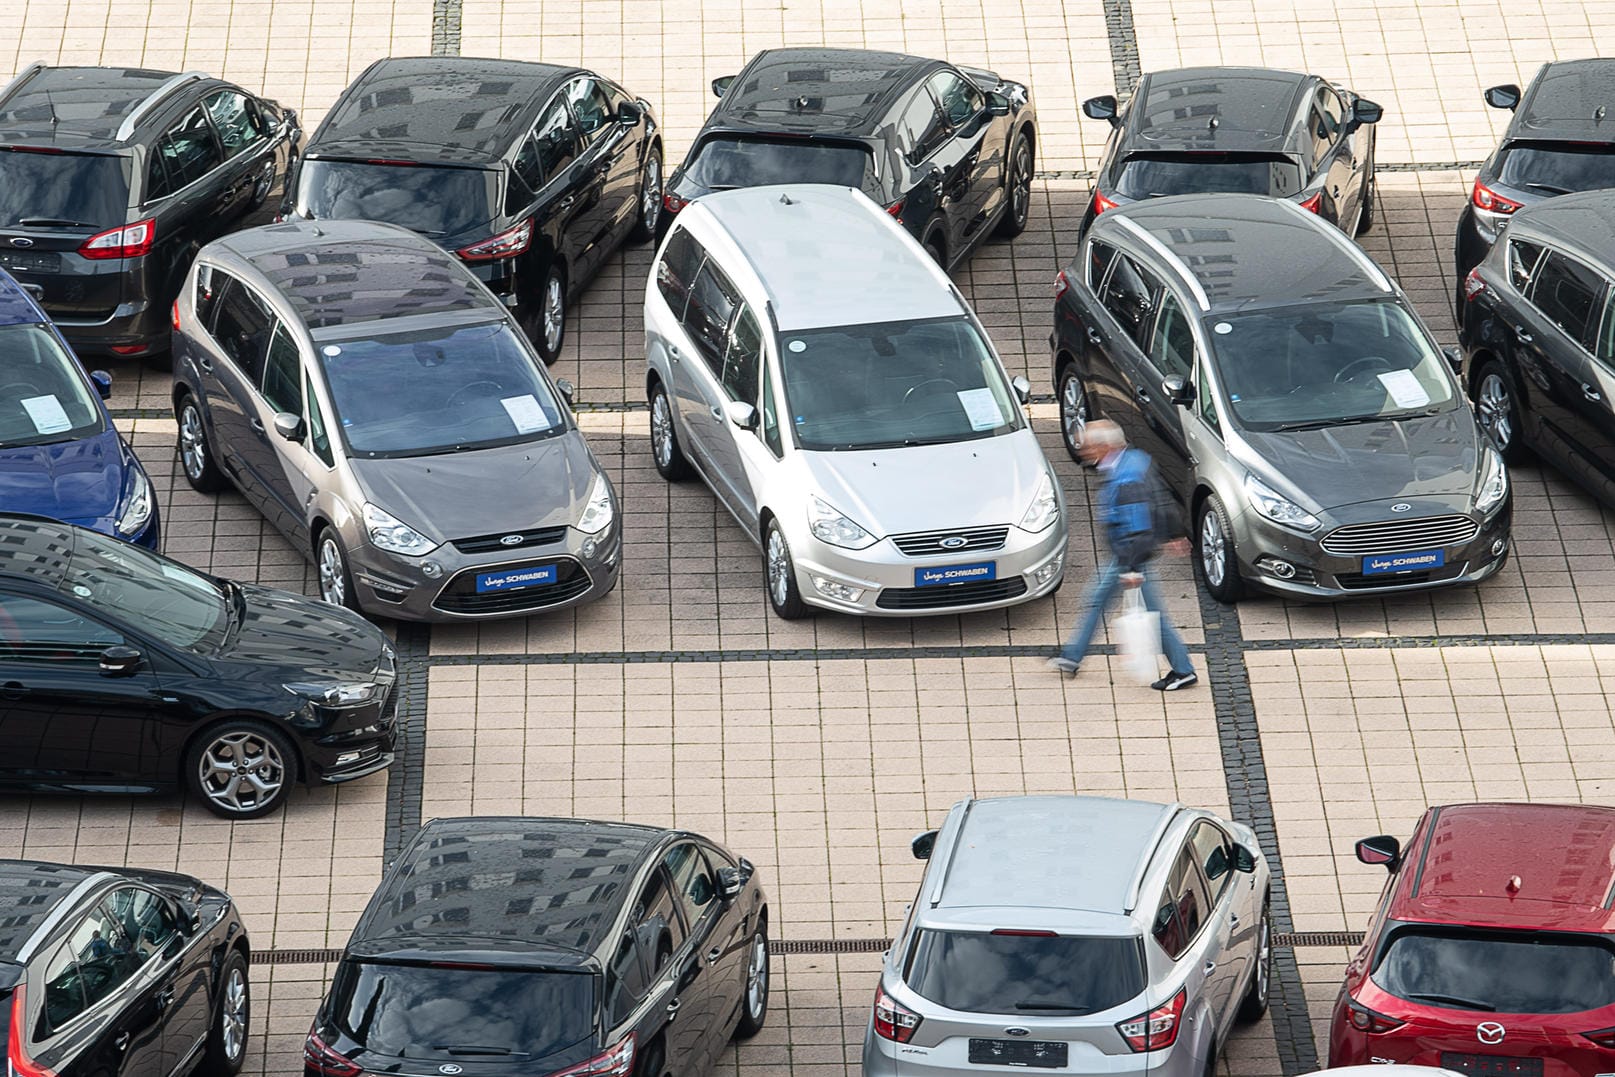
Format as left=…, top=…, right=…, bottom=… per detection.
left=1330, top=802, right=1615, bottom=1077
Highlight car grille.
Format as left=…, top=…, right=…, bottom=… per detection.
left=451, top=526, right=570, bottom=555
left=891, top=526, right=1010, bottom=557
left=875, top=577, right=1027, bottom=611
left=1319, top=514, right=1479, bottom=556
left=433, top=558, right=593, bottom=615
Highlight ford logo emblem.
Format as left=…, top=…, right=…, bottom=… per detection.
left=1004, top=1027, right=1031, bottom=1037
left=499, top=534, right=524, bottom=546
left=439, top=1066, right=464, bottom=1075
left=10, top=237, right=34, bottom=248
left=1390, top=503, right=1412, bottom=513
left=939, top=536, right=968, bottom=549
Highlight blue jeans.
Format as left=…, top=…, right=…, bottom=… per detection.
left=1059, top=558, right=1194, bottom=674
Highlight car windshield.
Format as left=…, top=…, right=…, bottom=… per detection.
left=779, top=317, right=1020, bottom=451
left=905, top=930, right=1146, bottom=1015
left=1114, top=153, right=1304, bottom=199
left=0, top=148, right=129, bottom=228
left=1497, top=141, right=1615, bottom=196
left=317, top=320, right=566, bottom=458
left=682, top=136, right=877, bottom=194
left=1373, top=928, right=1615, bottom=1014
left=59, top=529, right=226, bottom=652
left=295, top=159, right=497, bottom=237
left=329, top=962, right=595, bottom=1061
left=1208, top=299, right=1456, bottom=431
left=0, top=324, right=105, bottom=449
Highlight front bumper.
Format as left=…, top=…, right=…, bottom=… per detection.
left=299, top=684, right=401, bottom=785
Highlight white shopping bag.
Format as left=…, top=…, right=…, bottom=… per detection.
left=1116, top=586, right=1162, bottom=683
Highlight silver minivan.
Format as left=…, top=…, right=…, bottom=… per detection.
left=643, top=185, right=1067, bottom=618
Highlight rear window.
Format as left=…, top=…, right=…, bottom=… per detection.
left=295, top=159, right=497, bottom=238
left=1114, top=153, right=1304, bottom=200
left=1373, top=928, right=1615, bottom=1014
left=0, top=149, right=129, bottom=228
left=329, top=962, right=595, bottom=1061
left=1497, top=141, right=1615, bottom=196
left=682, top=136, right=876, bottom=195
left=905, top=930, right=1145, bottom=1015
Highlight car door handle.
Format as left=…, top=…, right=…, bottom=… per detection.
left=114, top=1031, right=131, bottom=1052
left=198, top=356, right=213, bottom=373
left=1230, top=913, right=1240, bottom=930
left=666, top=997, right=681, bottom=1021
left=1136, top=386, right=1152, bottom=403
left=1584, top=382, right=1604, bottom=402
left=707, top=946, right=723, bottom=964
left=156, top=986, right=174, bottom=1010
left=249, top=417, right=265, bottom=434
left=1203, top=961, right=1217, bottom=976
left=1086, top=327, right=1103, bottom=344
left=1332, top=186, right=1342, bottom=198
left=1514, top=325, right=1534, bottom=343
left=668, top=345, right=681, bottom=364
left=709, top=405, right=723, bottom=422
left=0, top=682, right=26, bottom=700
left=557, top=195, right=575, bottom=212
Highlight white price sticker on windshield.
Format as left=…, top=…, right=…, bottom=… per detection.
left=956, top=388, right=1004, bottom=431
left=1376, top=369, right=1430, bottom=409
left=501, top=394, right=550, bottom=433
left=20, top=394, right=71, bottom=434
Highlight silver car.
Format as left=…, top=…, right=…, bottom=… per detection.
left=644, top=185, right=1067, bottom=618
left=865, top=796, right=1272, bottom=1077
left=171, top=219, right=621, bottom=621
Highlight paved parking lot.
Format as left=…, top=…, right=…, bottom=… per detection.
left=5, top=1, right=1615, bottom=1074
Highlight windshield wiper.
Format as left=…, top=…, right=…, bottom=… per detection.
left=14, top=217, right=97, bottom=228
left=1272, top=409, right=1437, bottom=433
left=1524, top=182, right=1572, bottom=196
left=1406, top=992, right=1495, bottom=1011
left=1015, top=1000, right=1096, bottom=1013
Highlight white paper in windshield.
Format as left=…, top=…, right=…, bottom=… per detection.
left=1376, top=370, right=1430, bottom=409
left=957, top=388, right=1004, bottom=431
left=501, top=394, right=550, bottom=433
left=20, top=395, right=71, bottom=434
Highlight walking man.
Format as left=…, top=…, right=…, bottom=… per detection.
left=1048, top=420, right=1198, bottom=691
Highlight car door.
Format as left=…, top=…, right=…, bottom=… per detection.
left=569, top=76, right=639, bottom=250
left=1517, top=248, right=1605, bottom=464
left=698, top=840, right=753, bottom=1038
left=202, top=89, right=275, bottom=223
left=624, top=864, right=693, bottom=1076
left=1134, top=287, right=1196, bottom=497
left=1307, top=85, right=1359, bottom=228
left=893, top=86, right=952, bottom=243
left=662, top=842, right=733, bottom=1075
left=194, top=269, right=275, bottom=509
left=702, top=301, right=766, bottom=531
left=1580, top=290, right=1615, bottom=492
left=106, top=887, right=213, bottom=1076
left=144, top=105, right=228, bottom=311
left=926, top=69, right=1003, bottom=241
left=522, top=95, right=590, bottom=288
left=677, top=257, right=743, bottom=496
left=1085, top=249, right=1162, bottom=450
left=241, top=322, right=320, bottom=548
left=907, top=80, right=976, bottom=259
left=1149, top=846, right=1219, bottom=1067
left=35, top=899, right=166, bottom=1077
left=733, top=341, right=788, bottom=542
left=1186, top=821, right=1247, bottom=1037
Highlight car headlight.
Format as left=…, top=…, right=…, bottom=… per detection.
left=807, top=496, right=877, bottom=550
left=1019, top=472, right=1060, bottom=533
left=1243, top=474, right=1321, bottom=532
left=577, top=473, right=615, bottom=535
left=1475, top=446, right=1509, bottom=514
left=362, top=503, right=437, bottom=556
left=115, top=467, right=153, bottom=537
left=285, top=681, right=380, bottom=707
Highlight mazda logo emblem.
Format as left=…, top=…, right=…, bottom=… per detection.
left=1476, top=1022, right=1506, bottom=1045
left=1390, top=503, right=1412, bottom=513
left=9, top=237, right=34, bottom=248
left=939, top=536, right=968, bottom=549
left=499, top=534, right=524, bottom=546
left=1004, top=1027, right=1030, bottom=1037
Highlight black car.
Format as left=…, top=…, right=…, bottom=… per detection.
left=663, top=47, right=1037, bottom=270
left=304, top=816, right=770, bottom=1077
left=1459, top=189, right=1615, bottom=504
left=283, top=57, right=661, bottom=364
left=1454, top=59, right=1615, bottom=320
left=0, top=859, right=250, bottom=1077
left=0, top=515, right=398, bottom=818
left=0, top=64, right=301, bottom=362
left=1080, top=66, right=1381, bottom=237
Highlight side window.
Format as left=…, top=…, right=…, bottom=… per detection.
left=106, top=887, right=179, bottom=961
left=926, top=70, right=984, bottom=129
left=1100, top=255, right=1159, bottom=345
left=629, top=868, right=685, bottom=978
left=722, top=305, right=762, bottom=405
left=0, top=595, right=123, bottom=664
left=305, top=374, right=334, bottom=466
left=504, top=168, right=537, bottom=215
left=207, top=276, right=274, bottom=383
left=1196, top=353, right=1221, bottom=435
left=1188, top=820, right=1235, bottom=902
left=1151, top=848, right=1210, bottom=959
left=531, top=98, right=581, bottom=180
left=203, top=90, right=266, bottom=159
left=1148, top=291, right=1194, bottom=378
left=662, top=843, right=718, bottom=929
left=40, top=943, right=86, bottom=1035
left=66, top=902, right=140, bottom=1007
left=1316, top=87, right=1346, bottom=137
left=260, top=324, right=303, bottom=416
left=1509, top=238, right=1546, bottom=293
left=195, top=264, right=221, bottom=327
left=1530, top=250, right=1606, bottom=346
left=683, top=261, right=739, bottom=375
left=155, top=107, right=224, bottom=192
left=760, top=357, right=783, bottom=457
left=1597, top=292, right=1615, bottom=370
left=605, top=930, right=649, bottom=1023
left=1087, top=239, right=1118, bottom=291
left=564, top=78, right=615, bottom=144
left=655, top=228, right=706, bottom=322
left=897, top=90, right=948, bottom=162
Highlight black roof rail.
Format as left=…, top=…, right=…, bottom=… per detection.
left=115, top=71, right=208, bottom=142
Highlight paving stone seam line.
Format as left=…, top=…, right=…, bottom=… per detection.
left=382, top=621, right=432, bottom=862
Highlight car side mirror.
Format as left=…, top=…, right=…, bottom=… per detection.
left=99, top=644, right=143, bottom=677
left=1356, top=835, right=1402, bottom=871
left=726, top=401, right=758, bottom=430
left=983, top=90, right=1011, bottom=117
left=1442, top=346, right=1463, bottom=373
left=1484, top=83, right=1521, bottom=111
left=1011, top=375, right=1031, bottom=404
left=716, top=867, right=743, bottom=902
left=712, top=75, right=735, bottom=99
left=911, top=830, right=938, bottom=860
left=1082, top=94, right=1120, bottom=128
left=1162, top=374, right=1194, bottom=406
left=173, top=898, right=203, bottom=934
left=556, top=378, right=575, bottom=408
left=90, top=370, right=113, bottom=399
left=617, top=101, right=642, bottom=125
left=1351, top=98, right=1383, bottom=126
left=272, top=411, right=304, bottom=441
left=1234, top=844, right=1258, bottom=874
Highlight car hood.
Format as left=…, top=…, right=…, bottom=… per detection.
left=800, top=430, right=1051, bottom=536
left=0, top=429, right=128, bottom=531
left=349, top=433, right=597, bottom=544
left=1239, top=408, right=1481, bottom=512
left=224, top=583, right=388, bottom=677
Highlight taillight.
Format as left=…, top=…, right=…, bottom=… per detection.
left=1116, top=988, right=1186, bottom=1052
left=1299, top=191, right=1324, bottom=213
left=663, top=191, right=686, bottom=214
left=78, top=218, right=154, bottom=260
left=1581, top=1027, right=1615, bottom=1049
left=1346, top=999, right=1405, bottom=1034
left=1463, top=267, right=1487, bottom=301
left=1472, top=179, right=1522, bottom=215
left=303, top=1028, right=362, bottom=1077
left=547, top=1034, right=635, bottom=1077
left=872, top=986, right=922, bottom=1043
left=1055, top=269, right=1070, bottom=300
left=8, top=988, right=58, bottom=1077
left=456, top=218, right=532, bottom=262
left=171, top=300, right=182, bottom=331
left=1092, top=190, right=1117, bottom=215
left=887, top=199, right=905, bottom=218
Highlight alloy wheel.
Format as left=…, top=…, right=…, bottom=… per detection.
left=1200, top=509, right=1227, bottom=587
left=180, top=404, right=208, bottom=481
left=1060, top=374, right=1088, bottom=453
left=543, top=275, right=565, bottom=355
left=318, top=536, right=346, bottom=607
left=1255, top=909, right=1271, bottom=1008
left=766, top=528, right=791, bottom=608
left=1011, top=140, right=1032, bottom=225
left=221, top=966, right=249, bottom=1062
left=641, top=155, right=662, bottom=234
left=746, top=932, right=769, bottom=1018
left=197, top=730, right=286, bottom=815
left=651, top=392, right=674, bottom=469
left=1478, top=372, right=1514, bottom=450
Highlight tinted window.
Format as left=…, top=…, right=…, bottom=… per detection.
left=1317, top=87, right=1346, bottom=133
left=67, top=902, right=140, bottom=1006
left=630, top=869, right=685, bottom=976
left=683, top=262, right=739, bottom=372
left=296, top=160, right=497, bottom=238
left=306, top=374, right=334, bottom=466
left=56, top=529, right=226, bottom=652
left=105, top=887, right=178, bottom=958
left=1530, top=250, right=1606, bottom=344
left=723, top=306, right=762, bottom=405
left=1153, top=848, right=1209, bottom=958
left=760, top=355, right=783, bottom=457
left=208, top=277, right=275, bottom=383
left=663, top=844, right=717, bottom=929
left=564, top=78, right=615, bottom=142
left=605, top=932, right=648, bottom=1022
left=655, top=228, right=705, bottom=320
left=1598, top=293, right=1615, bottom=368
left=1497, top=142, right=1615, bottom=196
left=682, top=137, right=877, bottom=195
left=1373, top=929, right=1615, bottom=1014
left=204, top=90, right=265, bottom=158
left=1509, top=237, right=1546, bottom=292
left=329, top=962, right=595, bottom=1060
left=1197, top=353, right=1221, bottom=435
left=0, top=148, right=129, bottom=227
left=0, top=324, right=106, bottom=450
left=1086, top=240, right=1118, bottom=290
left=531, top=99, right=581, bottom=180
left=0, top=595, right=122, bottom=664
left=155, top=107, right=223, bottom=192
left=926, top=70, right=983, bottom=128
left=261, top=325, right=303, bottom=415
left=905, top=930, right=1145, bottom=1014
left=1188, top=821, right=1234, bottom=901
left=1149, top=292, right=1194, bottom=378
left=40, top=944, right=85, bottom=1034
left=898, top=90, right=949, bottom=160
left=1100, top=255, right=1158, bottom=343
left=1308, top=99, right=1340, bottom=165
left=1113, top=153, right=1304, bottom=199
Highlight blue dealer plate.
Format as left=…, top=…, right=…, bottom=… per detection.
left=476, top=564, right=558, bottom=592
left=915, top=561, right=997, bottom=587
left=1362, top=549, right=1445, bottom=575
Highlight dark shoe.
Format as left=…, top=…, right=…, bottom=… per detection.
left=1046, top=657, right=1080, bottom=677
left=1152, top=670, right=1198, bottom=692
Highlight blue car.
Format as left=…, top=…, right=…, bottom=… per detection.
left=0, top=269, right=158, bottom=547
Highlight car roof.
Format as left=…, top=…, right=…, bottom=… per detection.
left=1095, top=193, right=1393, bottom=313
left=1513, top=58, right=1615, bottom=142
left=0, top=860, right=97, bottom=959
left=208, top=219, right=502, bottom=332
left=1505, top=188, right=1615, bottom=269
left=0, top=64, right=210, bottom=149
left=1128, top=66, right=1313, bottom=156
left=689, top=184, right=961, bottom=331
left=349, top=816, right=667, bottom=963
left=712, top=47, right=931, bottom=136
left=1390, top=802, right=1615, bottom=933
left=0, top=269, right=46, bottom=327
left=0, top=515, right=77, bottom=590
left=308, top=56, right=580, bottom=165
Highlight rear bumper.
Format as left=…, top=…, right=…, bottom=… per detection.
left=51, top=300, right=169, bottom=356
left=863, top=1019, right=1193, bottom=1077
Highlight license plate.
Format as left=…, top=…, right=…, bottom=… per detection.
left=1441, top=1053, right=1544, bottom=1077
left=1362, top=548, right=1445, bottom=575
left=0, top=250, right=59, bottom=274
left=915, top=561, right=996, bottom=587
left=475, top=564, right=558, bottom=592
left=967, top=1038, right=1068, bottom=1069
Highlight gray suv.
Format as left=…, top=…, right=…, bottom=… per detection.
left=864, top=796, right=1271, bottom=1077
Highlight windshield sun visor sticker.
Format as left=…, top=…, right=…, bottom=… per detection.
left=20, top=394, right=71, bottom=434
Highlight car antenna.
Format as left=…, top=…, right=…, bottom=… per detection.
left=1598, top=105, right=1608, bottom=122
left=1207, top=115, right=1219, bottom=130
left=311, top=224, right=324, bottom=236
left=778, top=192, right=795, bottom=205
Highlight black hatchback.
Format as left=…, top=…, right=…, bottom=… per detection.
left=304, top=816, right=770, bottom=1077
left=0, top=64, right=300, bottom=361
left=284, top=57, right=662, bottom=364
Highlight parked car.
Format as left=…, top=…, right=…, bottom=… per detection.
left=0, top=858, right=251, bottom=1077
left=1331, top=802, right=1615, bottom=1077
left=0, top=63, right=300, bottom=361
left=663, top=47, right=1037, bottom=270
left=284, top=56, right=661, bottom=363
left=0, top=268, right=157, bottom=548
left=1080, top=66, right=1382, bottom=237
left=0, top=514, right=397, bottom=818
left=304, top=816, right=769, bottom=1077
left=170, top=219, right=621, bottom=621
left=865, top=795, right=1271, bottom=1077
left=1052, top=193, right=1511, bottom=603
left=1459, top=190, right=1615, bottom=504
left=645, top=184, right=1065, bottom=618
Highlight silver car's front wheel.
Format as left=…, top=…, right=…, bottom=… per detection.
left=764, top=520, right=806, bottom=619
left=317, top=533, right=350, bottom=609
left=648, top=384, right=690, bottom=480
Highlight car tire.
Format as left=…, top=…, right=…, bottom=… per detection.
left=733, top=919, right=770, bottom=1039
left=177, top=393, right=226, bottom=493
left=185, top=719, right=297, bottom=819
left=524, top=264, right=567, bottom=365
left=1236, top=901, right=1271, bottom=1023
left=1354, top=177, right=1376, bottom=236
left=1057, top=364, right=1091, bottom=464
left=1196, top=494, right=1243, bottom=604
left=763, top=517, right=808, bottom=620
left=996, top=131, right=1033, bottom=239
left=630, top=146, right=663, bottom=244
left=648, top=381, right=691, bottom=480
left=248, top=161, right=276, bottom=211
left=923, top=225, right=946, bottom=269
left=634, top=1036, right=666, bottom=1077
left=316, top=527, right=360, bottom=613
left=199, top=950, right=250, bottom=1076
left=1474, top=359, right=1531, bottom=464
